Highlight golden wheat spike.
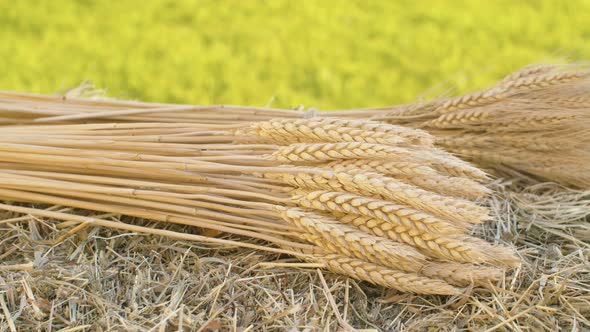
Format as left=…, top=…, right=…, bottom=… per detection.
left=291, top=189, right=466, bottom=235
left=308, top=253, right=461, bottom=295
left=272, top=171, right=489, bottom=224
left=280, top=208, right=427, bottom=272
left=245, top=118, right=407, bottom=146
left=323, top=159, right=490, bottom=198
left=338, top=214, right=518, bottom=266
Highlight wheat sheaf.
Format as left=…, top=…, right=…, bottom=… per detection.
left=0, top=116, right=518, bottom=295
left=5, top=63, right=583, bottom=187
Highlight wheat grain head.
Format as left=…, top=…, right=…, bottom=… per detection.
left=308, top=253, right=461, bottom=295
left=280, top=208, right=426, bottom=272
left=290, top=189, right=464, bottom=235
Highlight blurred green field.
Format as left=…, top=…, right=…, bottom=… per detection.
left=1, top=0, right=589, bottom=109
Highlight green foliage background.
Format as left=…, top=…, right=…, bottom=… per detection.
left=1, top=0, right=589, bottom=109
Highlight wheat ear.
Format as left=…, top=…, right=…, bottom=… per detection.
left=280, top=208, right=426, bottom=272
left=337, top=171, right=490, bottom=223
left=254, top=117, right=434, bottom=146
left=245, top=118, right=406, bottom=146
left=434, top=69, right=589, bottom=114
left=273, top=171, right=489, bottom=224
left=499, top=64, right=556, bottom=84
left=270, top=142, right=410, bottom=163
left=291, top=190, right=464, bottom=235
left=416, top=148, right=490, bottom=181
left=308, top=253, right=461, bottom=295
left=338, top=214, right=518, bottom=265
left=420, top=262, right=505, bottom=287
left=500, top=70, right=590, bottom=91
left=307, top=118, right=435, bottom=146
left=323, top=159, right=490, bottom=198
left=270, top=142, right=488, bottom=182
left=425, top=108, right=493, bottom=129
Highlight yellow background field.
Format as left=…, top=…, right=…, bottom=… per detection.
left=1, top=0, right=589, bottom=109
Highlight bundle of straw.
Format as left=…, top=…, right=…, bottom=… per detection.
left=0, top=117, right=518, bottom=295
left=2, top=63, right=586, bottom=187
left=364, top=64, right=590, bottom=188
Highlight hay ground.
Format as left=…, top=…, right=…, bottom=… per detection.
left=0, top=178, right=588, bottom=331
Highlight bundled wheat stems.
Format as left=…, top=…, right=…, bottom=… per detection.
left=0, top=115, right=519, bottom=295
left=2, top=63, right=586, bottom=187
left=355, top=63, right=590, bottom=188
left=4, top=62, right=585, bottom=294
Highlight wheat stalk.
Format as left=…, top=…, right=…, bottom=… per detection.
left=0, top=101, right=520, bottom=294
